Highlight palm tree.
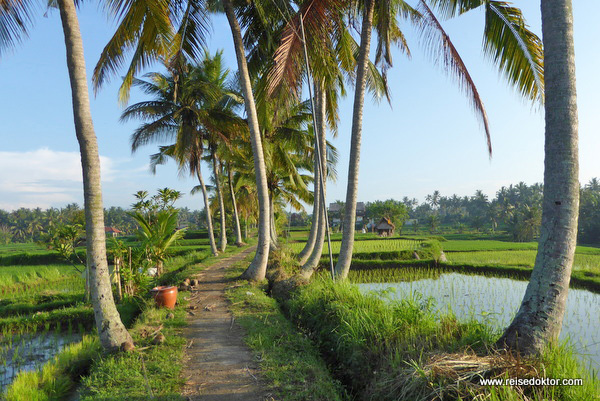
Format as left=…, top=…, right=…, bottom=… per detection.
left=94, top=0, right=271, bottom=281
left=0, top=0, right=133, bottom=351
left=124, top=53, right=243, bottom=257
left=498, top=0, right=579, bottom=354
left=334, top=0, right=544, bottom=279
left=131, top=209, right=186, bottom=276
left=221, top=0, right=271, bottom=280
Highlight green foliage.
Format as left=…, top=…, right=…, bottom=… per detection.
left=365, top=199, right=409, bottom=230
left=579, top=179, right=600, bottom=244
left=129, top=189, right=187, bottom=276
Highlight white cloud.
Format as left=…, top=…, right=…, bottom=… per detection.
left=0, top=148, right=116, bottom=210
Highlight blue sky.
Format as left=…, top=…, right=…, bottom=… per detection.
left=0, top=1, right=598, bottom=211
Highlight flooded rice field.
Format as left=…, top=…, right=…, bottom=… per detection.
left=359, top=273, right=600, bottom=372
left=0, top=331, right=82, bottom=389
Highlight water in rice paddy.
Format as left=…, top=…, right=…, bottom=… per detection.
left=0, top=331, right=82, bottom=390
left=359, top=273, right=600, bottom=373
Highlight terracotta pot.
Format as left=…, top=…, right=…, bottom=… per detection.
left=151, top=286, right=178, bottom=309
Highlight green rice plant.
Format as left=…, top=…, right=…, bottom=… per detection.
left=0, top=264, right=82, bottom=296
left=0, top=292, right=84, bottom=318
left=282, top=275, right=598, bottom=401
left=0, top=305, right=94, bottom=334
left=3, top=335, right=101, bottom=401
left=441, top=240, right=538, bottom=252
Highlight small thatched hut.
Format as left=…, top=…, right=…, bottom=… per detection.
left=376, top=217, right=395, bottom=237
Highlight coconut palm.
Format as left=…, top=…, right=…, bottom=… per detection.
left=94, top=0, right=272, bottom=281
left=336, top=0, right=544, bottom=279
left=1, top=0, right=133, bottom=351
left=498, top=0, right=579, bottom=355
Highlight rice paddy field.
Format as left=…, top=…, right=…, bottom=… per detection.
left=287, top=229, right=600, bottom=288
left=0, top=235, right=211, bottom=392
left=359, top=274, right=600, bottom=372
left=287, top=228, right=600, bottom=377
left=288, top=238, right=422, bottom=254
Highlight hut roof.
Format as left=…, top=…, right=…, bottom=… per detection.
left=375, top=217, right=395, bottom=230
left=105, top=226, right=123, bottom=234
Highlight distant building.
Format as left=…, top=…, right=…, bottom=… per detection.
left=375, top=218, right=395, bottom=237
left=328, top=202, right=366, bottom=229
left=105, top=226, right=123, bottom=237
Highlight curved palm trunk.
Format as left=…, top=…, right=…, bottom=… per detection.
left=227, top=165, right=244, bottom=246
left=334, top=0, right=375, bottom=280
left=297, top=89, right=321, bottom=264
left=212, top=153, right=227, bottom=252
left=300, top=85, right=327, bottom=278
left=223, top=0, right=270, bottom=280
left=57, top=0, right=132, bottom=351
left=269, top=194, right=279, bottom=249
left=197, top=169, right=218, bottom=256
left=497, top=0, right=579, bottom=355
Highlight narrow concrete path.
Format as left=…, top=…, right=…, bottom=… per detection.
left=180, top=247, right=269, bottom=401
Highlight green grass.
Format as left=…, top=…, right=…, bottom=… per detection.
left=281, top=276, right=599, bottom=401
left=0, top=242, right=51, bottom=256
left=446, top=250, right=600, bottom=273
left=79, top=303, right=188, bottom=401
left=0, top=264, right=82, bottom=297
left=288, top=238, right=422, bottom=254
left=224, top=258, right=347, bottom=401
left=0, top=292, right=84, bottom=318
left=3, top=335, right=102, bottom=401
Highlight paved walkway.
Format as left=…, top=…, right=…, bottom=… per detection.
left=180, top=247, right=269, bottom=401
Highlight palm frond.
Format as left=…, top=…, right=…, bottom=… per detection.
left=94, top=0, right=174, bottom=103
left=418, top=0, right=491, bottom=157
left=484, top=1, right=544, bottom=103
left=0, top=0, right=38, bottom=55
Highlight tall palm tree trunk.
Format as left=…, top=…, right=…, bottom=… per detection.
left=212, top=153, right=227, bottom=252
left=269, top=195, right=279, bottom=249
left=334, top=0, right=375, bottom=280
left=197, top=169, right=218, bottom=256
left=497, top=0, right=579, bottom=355
left=300, top=85, right=327, bottom=278
left=297, top=86, right=322, bottom=264
left=223, top=0, right=270, bottom=280
left=227, top=165, right=244, bottom=246
left=57, top=0, right=132, bottom=351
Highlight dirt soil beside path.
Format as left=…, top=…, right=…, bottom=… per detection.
left=181, top=247, right=271, bottom=401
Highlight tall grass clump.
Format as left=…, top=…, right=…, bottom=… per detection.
left=3, top=335, right=101, bottom=401
left=282, top=276, right=598, bottom=400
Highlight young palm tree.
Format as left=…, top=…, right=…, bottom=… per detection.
left=497, top=0, right=579, bottom=355
left=1, top=0, right=133, bottom=351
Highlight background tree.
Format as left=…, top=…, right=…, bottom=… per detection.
left=365, top=199, right=409, bottom=231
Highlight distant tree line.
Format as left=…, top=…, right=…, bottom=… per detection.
left=0, top=201, right=209, bottom=244
left=319, top=179, right=600, bottom=244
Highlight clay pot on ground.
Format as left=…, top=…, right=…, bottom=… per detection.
left=151, top=286, right=178, bottom=309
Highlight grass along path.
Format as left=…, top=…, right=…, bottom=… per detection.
left=180, top=246, right=269, bottom=401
